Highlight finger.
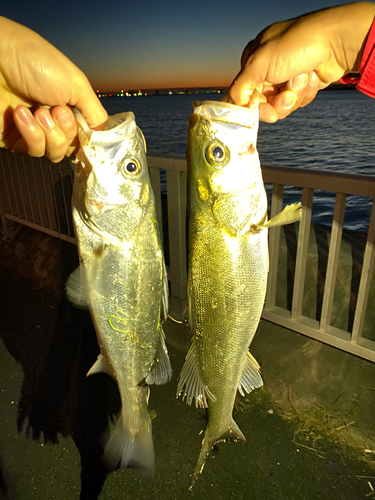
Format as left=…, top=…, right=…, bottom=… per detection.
left=12, top=106, right=46, bottom=157
left=258, top=102, right=279, bottom=123
left=268, top=90, right=298, bottom=120
left=51, top=106, right=79, bottom=157
left=34, top=107, right=70, bottom=163
left=299, top=71, right=320, bottom=108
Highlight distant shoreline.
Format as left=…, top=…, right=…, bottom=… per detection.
left=97, top=82, right=357, bottom=98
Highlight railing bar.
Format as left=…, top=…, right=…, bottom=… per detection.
left=352, top=199, right=375, bottom=343
left=15, top=157, right=27, bottom=218
left=320, top=192, right=347, bottom=332
left=30, top=156, right=44, bottom=225
left=147, top=155, right=375, bottom=196
left=166, top=169, right=187, bottom=317
left=22, top=155, right=35, bottom=223
left=4, top=213, right=76, bottom=244
left=39, top=159, right=53, bottom=230
left=48, top=162, right=61, bottom=234
left=262, top=308, right=375, bottom=363
left=149, top=167, right=164, bottom=248
left=265, top=184, right=283, bottom=309
left=7, top=152, right=20, bottom=216
left=291, top=188, right=314, bottom=320
left=262, top=165, right=375, bottom=197
left=0, top=152, right=13, bottom=215
left=58, top=161, right=72, bottom=237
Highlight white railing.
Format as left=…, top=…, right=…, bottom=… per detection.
left=0, top=149, right=374, bottom=362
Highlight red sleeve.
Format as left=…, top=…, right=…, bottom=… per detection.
left=340, top=17, right=375, bottom=98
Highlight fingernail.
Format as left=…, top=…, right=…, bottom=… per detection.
left=280, top=91, right=298, bottom=110
left=37, top=112, right=54, bottom=129
left=55, top=109, right=73, bottom=127
left=308, top=71, right=319, bottom=86
left=290, top=74, right=308, bottom=92
left=17, top=107, right=33, bottom=125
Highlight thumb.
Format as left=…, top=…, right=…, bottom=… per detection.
left=70, top=78, right=108, bottom=131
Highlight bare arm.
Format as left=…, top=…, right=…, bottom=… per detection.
left=0, top=17, right=108, bottom=162
left=229, top=2, right=375, bottom=122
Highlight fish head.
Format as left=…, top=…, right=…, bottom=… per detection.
left=74, top=110, right=152, bottom=242
left=187, top=101, right=267, bottom=236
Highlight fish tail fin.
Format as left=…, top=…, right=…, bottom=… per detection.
left=103, top=415, right=154, bottom=477
left=190, top=419, right=245, bottom=490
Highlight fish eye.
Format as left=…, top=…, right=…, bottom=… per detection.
left=123, top=158, right=142, bottom=176
left=206, top=142, right=229, bottom=166
left=212, top=146, right=224, bottom=160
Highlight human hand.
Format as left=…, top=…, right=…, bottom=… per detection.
left=229, top=2, right=375, bottom=122
left=0, top=17, right=108, bottom=162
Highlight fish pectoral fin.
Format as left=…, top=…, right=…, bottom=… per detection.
left=87, top=354, right=114, bottom=378
left=176, top=339, right=216, bottom=409
left=66, top=266, right=89, bottom=308
left=238, top=350, right=263, bottom=396
left=145, top=325, right=172, bottom=385
left=252, top=202, right=302, bottom=232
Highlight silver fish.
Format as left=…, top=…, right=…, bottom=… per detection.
left=177, top=99, right=301, bottom=482
left=67, top=110, right=171, bottom=476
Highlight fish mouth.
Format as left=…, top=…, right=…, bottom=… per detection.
left=85, top=195, right=119, bottom=217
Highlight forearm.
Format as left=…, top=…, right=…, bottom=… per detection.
left=328, top=2, right=375, bottom=74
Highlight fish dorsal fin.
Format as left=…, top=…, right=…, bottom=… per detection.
left=252, top=202, right=302, bottom=232
left=145, top=325, right=172, bottom=385
left=238, top=351, right=263, bottom=396
left=66, top=266, right=89, bottom=309
left=176, top=339, right=216, bottom=408
left=87, top=354, right=114, bottom=378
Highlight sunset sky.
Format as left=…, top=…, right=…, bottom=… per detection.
left=3, top=0, right=356, bottom=91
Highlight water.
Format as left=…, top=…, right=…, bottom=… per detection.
left=101, top=91, right=375, bottom=232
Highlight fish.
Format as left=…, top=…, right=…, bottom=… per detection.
left=67, top=110, right=172, bottom=476
left=177, top=97, right=301, bottom=483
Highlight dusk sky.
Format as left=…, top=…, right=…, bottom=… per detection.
left=3, top=0, right=357, bottom=91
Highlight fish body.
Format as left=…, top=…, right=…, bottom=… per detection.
left=68, top=111, right=171, bottom=475
left=178, top=100, right=301, bottom=479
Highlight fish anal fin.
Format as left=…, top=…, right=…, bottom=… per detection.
left=145, top=325, right=172, bottom=385
left=238, top=350, right=263, bottom=396
left=176, top=339, right=216, bottom=409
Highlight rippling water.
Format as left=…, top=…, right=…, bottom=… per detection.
left=101, top=91, right=375, bottom=232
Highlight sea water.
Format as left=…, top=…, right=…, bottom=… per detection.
left=101, top=91, right=375, bottom=232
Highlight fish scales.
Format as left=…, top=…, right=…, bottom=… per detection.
left=68, top=110, right=171, bottom=476
left=178, top=99, right=302, bottom=483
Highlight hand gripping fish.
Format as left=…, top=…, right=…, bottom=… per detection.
left=67, top=110, right=172, bottom=476
left=177, top=98, right=301, bottom=484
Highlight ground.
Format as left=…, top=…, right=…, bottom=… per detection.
left=0, top=226, right=375, bottom=500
